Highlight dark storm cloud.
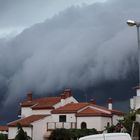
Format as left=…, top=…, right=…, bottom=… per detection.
left=0, top=0, right=139, bottom=122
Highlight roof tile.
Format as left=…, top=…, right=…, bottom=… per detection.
left=21, top=97, right=61, bottom=109
left=8, top=115, right=48, bottom=127
left=0, top=126, right=8, bottom=131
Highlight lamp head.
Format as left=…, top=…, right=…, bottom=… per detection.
left=127, top=20, right=136, bottom=26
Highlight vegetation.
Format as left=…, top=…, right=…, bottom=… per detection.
left=14, top=123, right=31, bottom=140
left=48, top=128, right=98, bottom=140
left=120, top=110, right=136, bottom=134
left=0, top=133, right=7, bottom=140
left=105, top=109, right=138, bottom=134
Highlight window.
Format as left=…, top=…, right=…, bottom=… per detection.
left=59, top=115, right=66, bottom=122
left=107, top=122, right=110, bottom=127
left=81, top=122, right=87, bottom=129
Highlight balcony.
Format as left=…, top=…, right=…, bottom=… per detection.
left=47, top=122, right=76, bottom=131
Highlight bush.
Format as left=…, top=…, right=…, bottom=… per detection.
left=0, top=133, right=8, bottom=140
left=48, top=128, right=98, bottom=140
left=48, top=128, right=71, bottom=140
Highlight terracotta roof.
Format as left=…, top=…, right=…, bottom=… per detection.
left=8, top=115, right=48, bottom=127
left=52, top=103, right=89, bottom=113
left=21, top=97, right=61, bottom=109
left=52, top=103, right=124, bottom=116
left=0, top=126, right=8, bottom=131
left=76, top=107, right=112, bottom=117
left=111, top=109, right=124, bottom=116
left=89, top=104, right=124, bottom=115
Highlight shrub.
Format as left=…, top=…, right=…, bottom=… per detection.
left=48, top=128, right=98, bottom=140
left=0, top=133, right=8, bottom=140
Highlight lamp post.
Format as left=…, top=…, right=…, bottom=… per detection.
left=127, top=20, right=140, bottom=86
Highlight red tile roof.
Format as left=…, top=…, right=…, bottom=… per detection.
left=0, top=126, right=8, bottom=131
left=52, top=103, right=89, bottom=113
left=8, top=115, right=48, bottom=127
left=111, top=109, right=124, bottom=116
left=21, top=97, right=61, bottom=109
left=52, top=103, right=124, bottom=116
left=76, top=107, right=112, bottom=117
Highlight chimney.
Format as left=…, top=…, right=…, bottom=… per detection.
left=27, top=91, right=32, bottom=102
left=60, top=93, right=65, bottom=99
left=63, top=89, right=71, bottom=98
left=90, top=99, right=96, bottom=104
left=107, top=98, right=112, bottom=110
left=60, top=93, right=65, bottom=106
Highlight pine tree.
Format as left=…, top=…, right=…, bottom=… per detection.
left=14, top=123, right=31, bottom=140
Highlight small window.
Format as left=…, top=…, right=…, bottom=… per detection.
left=81, top=122, right=87, bottom=129
left=59, top=115, right=66, bottom=122
left=107, top=122, right=110, bottom=127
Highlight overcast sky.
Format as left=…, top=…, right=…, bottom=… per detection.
left=0, top=0, right=107, bottom=38
left=0, top=0, right=140, bottom=123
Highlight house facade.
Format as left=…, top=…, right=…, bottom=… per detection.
left=8, top=89, right=124, bottom=140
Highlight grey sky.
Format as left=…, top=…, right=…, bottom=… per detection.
left=0, top=0, right=106, bottom=38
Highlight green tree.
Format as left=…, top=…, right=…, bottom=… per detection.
left=119, top=110, right=136, bottom=134
left=14, top=123, right=31, bottom=140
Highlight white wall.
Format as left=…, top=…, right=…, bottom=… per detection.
left=21, top=107, right=32, bottom=117
left=112, top=115, right=123, bottom=125
left=8, top=127, right=32, bottom=139
left=32, top=117, right=49, bottom=140
left=101, top=117, right=112, bottom=129
left=130, top=98, right=134, bottom=110
left=51, top=113, right=76, bottom=122
left=77, top=116, right=111, bottom=131
left=136, top=89, right=140, bottom=96
left=130, top=89, right=140, bottom=110
left=0, top=131, right=8, bottom=134
left=32, top=109, right=51, bottom=115
left=54, top=96, right=78, bottom=109
left=134, top=96, right=140, bottom=110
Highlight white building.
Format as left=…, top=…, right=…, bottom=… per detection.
left=7, top=89, right=124, bottom=140
left=130, top=86, right=140, bottom=110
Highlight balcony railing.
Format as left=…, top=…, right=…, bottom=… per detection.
left=47, top=122, right=76, bottom=130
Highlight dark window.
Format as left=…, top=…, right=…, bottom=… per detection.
left=81, top=122, right=87, bottom=129
left=107, top=122, right=110, bottom=127
left=59, top=115, right=66, bottom=122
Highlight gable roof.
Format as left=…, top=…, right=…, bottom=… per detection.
left=20, top=89, right=73, bottom=109
left=111, top=109, right=124, bottom=116
left=0, top=126, right=8, bottom=131
left=21, top=97, right=61, bottom=109
left=52, top=103, right=89, bottom=113
left=8, top=115, right=48, bottom=127
left=76, top=107, right=112, bottom=117
left=52, top=103, right=124, bottom=116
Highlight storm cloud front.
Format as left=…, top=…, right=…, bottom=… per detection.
left=0, top=0, right=139, bottom=123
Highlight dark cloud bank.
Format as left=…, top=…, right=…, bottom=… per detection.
left=0, top=0, right=140, bottom=123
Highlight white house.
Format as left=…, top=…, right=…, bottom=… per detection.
left=7, top=89, right=124, bottom=140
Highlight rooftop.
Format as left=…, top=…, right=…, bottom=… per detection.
left=8, top=115, right=48, bottom=127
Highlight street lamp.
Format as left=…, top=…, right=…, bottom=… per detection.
left=127, top=20, right=140, bottom=86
